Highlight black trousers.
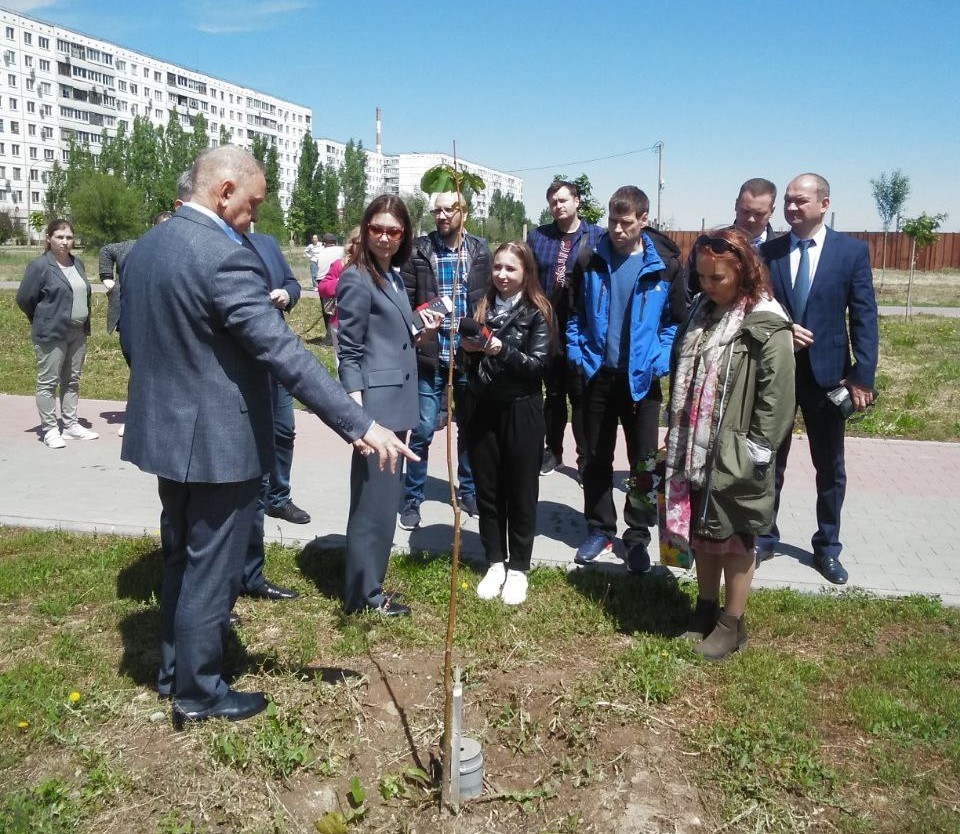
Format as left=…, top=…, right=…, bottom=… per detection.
left=343, top=430, right=407, bottom=612
left=466, top=395, right=545, bottom=571
left=542, top=355, right=585, bottom=466
left=581, top=369, right=661, bottom=548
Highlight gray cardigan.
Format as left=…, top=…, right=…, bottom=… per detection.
left=16, top=251, right=91, bottom=345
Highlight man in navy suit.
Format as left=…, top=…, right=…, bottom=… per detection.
left=756, top=173, right=878, bottom=585
left=121, top=146, right=414, bottom=727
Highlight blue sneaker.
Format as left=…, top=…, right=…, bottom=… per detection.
left=626, top=543, right=651, bottom=574
left=574, top=530, right=614, bottom=564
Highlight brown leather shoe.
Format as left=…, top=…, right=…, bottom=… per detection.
left=693, top=610, right=747, bottom=661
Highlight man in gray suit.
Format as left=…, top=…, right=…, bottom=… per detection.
left=120, top=146, right=413, bottom=728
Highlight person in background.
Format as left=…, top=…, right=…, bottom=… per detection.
left=304, top=233, right=323, bottom=288
left=462, top=241, right=553, bottom=606
left=664, top=228, right=795, bottom=660
left=17, top=219, right=99, bottom=449
left=318, top=225, right=361, bottom=361
left=527, top=180, right=603, bottom=479
left=336, top=195, right=441, bottom=616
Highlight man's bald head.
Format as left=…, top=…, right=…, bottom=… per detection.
left=190, top=145, right=266, bottom=234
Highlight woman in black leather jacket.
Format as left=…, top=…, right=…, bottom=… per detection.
left=461, top=241, right=554, bottom=605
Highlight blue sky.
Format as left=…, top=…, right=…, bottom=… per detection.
left=8, top=0, right=960, bottom=232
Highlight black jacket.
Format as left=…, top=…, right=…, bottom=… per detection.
left=401, top=231, right=491, bottom=372
left=464, top=300, right=552, bottom=402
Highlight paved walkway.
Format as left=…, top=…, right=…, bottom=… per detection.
left=1, top=393, right=958, bottom=606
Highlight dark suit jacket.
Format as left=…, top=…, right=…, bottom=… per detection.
left=119, top=205, right=371, bottom=484
left=762, top=227, right=878, bottom=390
left=99, top=239, right=136, bottom=334
left=336, top=265, right=419, bottom=432
left=247, top=233, right=301, bottom=311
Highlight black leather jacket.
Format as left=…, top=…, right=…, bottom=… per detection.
left=401, top=231, right=491, bottom=373
left=464, top=301, right=552, bottom=401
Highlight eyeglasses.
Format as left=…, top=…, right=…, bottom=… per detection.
left=368, top=223, right=404, bottom=242
left=695, top=235, right=738, bottom=255
left=430, top=205, right=463, bottom=217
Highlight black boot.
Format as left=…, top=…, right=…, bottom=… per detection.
left=682, top=597, right=719, bottom=642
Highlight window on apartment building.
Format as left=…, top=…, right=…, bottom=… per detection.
left=29, top=147, right=36, bottom=159
left=116, top=60, right=125, bottom=71
left=117, top=80, right=126, bottom=92
left=44, top=148, right=53, bottom=160
left=26, top=102, right=34, bottom=114
left=130, top=83, right=137, bottom=95
left=24, top=34, right=31, bottom=46
left=154, top=71, right=161, bottom=82
left=13, top=190, right=22, bottom=201
left=32, top=190, right=39, bottom=202
left=10, top=122, right=18, bottom=134
left=11, top=145, right=19, bottom=156
left=27, top=122, right=35, bottom=134
left=143, top=67, right=149, bottom=77
left=25, top=79, right=34, bottom=92
left=12, top=167, right=20, bottom=180
left=5, top=28, right=14, bottom=40
left=0, top=119, right=4, bottom=132
left=8, top=98, right=15, bottom=109
left=24, top=55, right=32, bottom=67
left=0, top=166, right=4, bottom=178
left=39, top=59, right=49, bottom=72
left=39, top=37, right=49, bottom=49
left=29, top=168, right=37, bottom=179
left=0, top=144, right=4, bottom=155
left=7, top=74, right=15, bottom=87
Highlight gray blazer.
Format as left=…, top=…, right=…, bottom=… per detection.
left=16, top=251, right=91, bottom=345
left=99, top=239, right=136, bottom=334
left=336, top=265, right=419, bottom=432
left=119, top=205, right=372, bottom=484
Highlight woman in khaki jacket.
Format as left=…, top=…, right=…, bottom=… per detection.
left=664, top=228, right=795, bottom=661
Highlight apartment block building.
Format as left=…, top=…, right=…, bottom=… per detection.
left=0, top=7, right=312, bottom=229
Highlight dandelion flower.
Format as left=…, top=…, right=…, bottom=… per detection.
left=69, top=691, right=81, bottom=704
left=17, top=720, right=29, bottom=729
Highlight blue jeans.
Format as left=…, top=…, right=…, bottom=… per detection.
left=404, top=365, right=474, bottom=505
left=266, top=380, right=295, bottom=511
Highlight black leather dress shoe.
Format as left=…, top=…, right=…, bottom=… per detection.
left=172, top=690, right=268, bottom=730
left=229, top=612, right=242, bottom=626
left=347, top=599, right=412, bottom=617
left=816, top=556, right=849, bottom=585
left=266, top=501, right=311, bottom=524
left=243, top=580, right=300, bottom=601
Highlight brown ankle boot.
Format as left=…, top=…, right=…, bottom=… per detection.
left=694, top=610, right=748, bottom=661
left=683, top=597, right=719, bottom=641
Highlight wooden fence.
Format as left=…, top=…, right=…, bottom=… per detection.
left=668, top=230, right=960, bottom=271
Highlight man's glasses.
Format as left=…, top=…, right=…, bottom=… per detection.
left=430, top=205, right=463, bottom=217
left=695, top=235, right=738, bottom=255
left=368, top=224, right=404, bottom=242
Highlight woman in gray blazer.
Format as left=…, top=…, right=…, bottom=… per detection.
left=16, top=219, right=99, bottom=449
left=336, top=195, right=441, bottom=616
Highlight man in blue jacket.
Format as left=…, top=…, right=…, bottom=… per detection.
left=567, top=186, right=684, bottom=572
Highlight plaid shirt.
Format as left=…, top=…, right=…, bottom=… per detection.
left=433, top=237, right=471, bottom=363
left=527, top=218, right=604, bottom=298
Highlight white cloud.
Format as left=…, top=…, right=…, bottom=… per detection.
left=1, top=0, right=60, bottom=11
left=192, top=0, right=311, bottom=34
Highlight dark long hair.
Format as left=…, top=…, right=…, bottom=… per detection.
left=44, top=218, right=74, bottom=252
left=351, top=194, right=413, bottom=289
left=695, top=227, right=771, bottom=305
left=474, top=241, right=556, bottom=349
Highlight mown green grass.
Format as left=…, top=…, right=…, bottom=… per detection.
left=1, top=528, right=958, bottom=833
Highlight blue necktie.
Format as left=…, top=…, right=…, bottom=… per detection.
left=794, top=239, right=814, bottom=319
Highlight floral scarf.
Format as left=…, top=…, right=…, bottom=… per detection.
left=664, top=294, right=750, bottom=546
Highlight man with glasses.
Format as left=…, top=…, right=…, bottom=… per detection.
left=399, top=192, right=491, bottom=530
left=527, top=180, right=604, bottom=479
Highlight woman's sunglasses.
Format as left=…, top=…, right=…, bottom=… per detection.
left=368, top=223, right=404, bottom=242
left=695, top=235, right=738, bottom=255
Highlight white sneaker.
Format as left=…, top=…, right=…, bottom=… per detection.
left=500, top=570, right=528, bottom=606
left=62, top=424, right=99, bottom=441
left=476, top=562, right=506, bottom=600
left=43, top=429, right=66, bottom=449
left=118, top=425, right=124, bottom=437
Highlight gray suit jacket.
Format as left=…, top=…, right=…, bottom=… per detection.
left=336, top=265, right=419, bottom=432
left=119, top=205, right=371, bottom=483
left=99, top=239, right=136, bottom=334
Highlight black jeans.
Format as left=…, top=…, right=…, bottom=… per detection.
left=543, top=354, right=585, bottom=467
left=466, top=395, right=545, bottom=571
left=581, top=369, right=661, bottom=548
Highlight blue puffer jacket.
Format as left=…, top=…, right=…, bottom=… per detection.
left=566, top=230, right=682, bottom=401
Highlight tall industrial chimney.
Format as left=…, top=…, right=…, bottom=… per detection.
left=375, top=106, right=382, bottom=155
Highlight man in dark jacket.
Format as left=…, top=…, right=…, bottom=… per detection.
left=399, top=192, right=491, bottom=530
left=527, top=180, right=603, bottom=477
left=567, top=186, right=685, bottom=573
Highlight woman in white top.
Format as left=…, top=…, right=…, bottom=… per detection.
left=16, top=219, right=99, bottom=448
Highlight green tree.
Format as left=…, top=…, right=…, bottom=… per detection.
left=0, top=210, right=13, bottom=244
left=29, top=210, right=46, bottom=235
left=162, top=109, right=193, bottom=211
left=189, top=112, right=209, bottom=161
left=402, top=192, right=428, bottom=236
left=288, top=132, right=319, bottom=243
left=251, top=137, right=285, bottom=242
left=870, top=169, right=911, bottom=285
left=901, top=212, right=948, bottom=319
left=487, top=189, right=529, bottom=244
left=340, top=139, right=367, bottom=231
left=43, top=162, right=69, bottom=221
left=318, top=163, right=341, bottom=234
left=551, top=172, right=604, bottom=224
left=218, top=124, right=232, bottom=146
left=68, top=172, right=146, bottom=248
left=97, top=121, right=128, bottom=179
left=538, top=207, right=552, bottom=226
left=127, top=116, right=165, bottom=217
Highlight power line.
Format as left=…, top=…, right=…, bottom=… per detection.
left=507, top=144, right=662, bottom=174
